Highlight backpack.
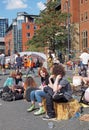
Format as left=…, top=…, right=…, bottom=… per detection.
left=2, top=91, right=23, bottom=101
left=2, top=92, right=15, bottom=101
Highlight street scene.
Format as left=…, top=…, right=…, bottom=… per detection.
left=0, top=0, right=89, bottom=130
left=0, top=69, right=89, bottom=130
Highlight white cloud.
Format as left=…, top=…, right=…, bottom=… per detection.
left=37, top=1, right=46, bottom=11
left=3, top=0, right=27, bottom=10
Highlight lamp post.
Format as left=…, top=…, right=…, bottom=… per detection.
left=8, top=41, right=10, bottom=56
left=67, top=0, right=70, bottom=60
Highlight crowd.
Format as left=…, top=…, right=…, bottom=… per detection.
left=73, top=48, right=89, bottom=104
left=0, top=48, right=89, bottom=121
left=0, top=50, right=73, bottom=121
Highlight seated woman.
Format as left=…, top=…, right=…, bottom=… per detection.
left=27, top=67, right=49, bottom=116
left=24, top=76, right=38, bottom=102
left=2, top=70, right=23, bottom=100
left=3, top=70, right=17, bottom=93
left=13, top=72, right=24, bottom=94
left=42, top=64, right=72, bottom=120
left=84, top=88, right=89, bottom=103
left=73, top=75, right=89, bottom=87
left=80, top=87, right=89, bottom=105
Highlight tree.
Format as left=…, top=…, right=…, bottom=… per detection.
left=27, top=1, right=68, bottom=53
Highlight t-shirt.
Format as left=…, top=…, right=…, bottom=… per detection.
left=84, top=88, right=89, bottom=102
left=80, top=52, right=89, bottom=64
left=58, top=78, right=72, bottom=100
left=3, top=77, right=15, bottom=88
left=41, top=74, right=49, bottom=86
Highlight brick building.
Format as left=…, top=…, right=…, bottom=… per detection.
left=5, top=25, right=13, bottom=56
left=5, top=0, right=89, bottom=55
left=0, top=18, right=8, bottom=53
left=55, top=0, right=80, bottom=54
left=80, top=0, right=89, bottom=51
left=5, top=12, right=38, bottom=55
left=22, top=22, right=37, bottom=51
left=48, top=0, right=89, bottom=54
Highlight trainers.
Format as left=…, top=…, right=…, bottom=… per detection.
left=34, top=107, right=45, bottom=115
left=27, top=104, right=35, bottom=112
left=42, top=115, right=56, bottom=120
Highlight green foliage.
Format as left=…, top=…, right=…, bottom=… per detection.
left=27, top=1, right=68, bottom=52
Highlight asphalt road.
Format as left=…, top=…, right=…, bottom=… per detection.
left=0, top=69, right=89, bottom=130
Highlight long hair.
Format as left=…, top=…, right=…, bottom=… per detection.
left=51, top=64, right=65, bottom=77
left=38, top=67, right=48, bottom=77
left=10, top=70, right=16, bottom=78
left=24, top=76, right=37, bottom=90
left=83, top=48, right=88, bottom=53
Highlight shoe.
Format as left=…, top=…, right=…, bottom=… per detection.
left=42, top=115, right=56, bottom=120
left=22, top=75, right=27, bottom=78
left=80, top=103, right=89, bottom=108
left=34, top=107, right=45, bottom=115
left=27, top=104, right=35, bottom=112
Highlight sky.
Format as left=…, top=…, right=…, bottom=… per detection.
left=0, top=0, right=46, bottom=24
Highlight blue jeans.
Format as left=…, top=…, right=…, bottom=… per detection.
left=30, top=90, right=46, bottom=103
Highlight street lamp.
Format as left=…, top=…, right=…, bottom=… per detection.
left=66, top=0, right=70, bottom=60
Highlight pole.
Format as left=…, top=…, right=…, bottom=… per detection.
left=67, top=0, right=70, bottom=60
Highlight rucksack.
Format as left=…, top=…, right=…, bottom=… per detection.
left=1, top=91, right=23, bottom=101
left=1, top=92, right=15, bottom=101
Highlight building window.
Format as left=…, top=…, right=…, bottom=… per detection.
left=26, top=33, right=30, bottom=38
left=34, top=25, right=37, bottom=30
left=63, top=3, right=67, bottom=10
left=26, top=25, right=30, bottom=29
left=81, top=0, right=83, bottom=4
left=84, top=12, right=88, bottom=20
left=82, top=30, right=88, bottom=48
left=81, top=14, right=83, bottom=21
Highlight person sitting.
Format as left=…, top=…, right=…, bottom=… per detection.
left=24, top=76, right=38, bottom=102
left=42, top=64, right=72, bottom=120
left=27, top=67, right=49, bottom=116
left=2, top=71, right=24, bottom=101
left=13, top=72, right=24, bottom=94
left=3, top=70, right=16, bottom=93
left=84, top=88, right=89, bottom=104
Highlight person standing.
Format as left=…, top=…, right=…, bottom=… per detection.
left=79, top=48, right=89, bottom=77
left=0, top=52, right=6, bottom=75
left=16, top=53, right=23, bottom=72
left=26, top=55, right=35, bottom=76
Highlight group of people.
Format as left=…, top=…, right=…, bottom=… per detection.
left=26, top=63, right=72, bottom=120
left=25, top=63, right=72, bottom=120
left=14, top=53, right=36, bottom=74
left=2, top=48, right=89, bottom=120
left=73, top=48, right=89, bottom=104
left=1, top=60, right=73, bottom=120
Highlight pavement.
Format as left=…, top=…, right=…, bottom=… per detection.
left=0, top=69, right=89, bottom=130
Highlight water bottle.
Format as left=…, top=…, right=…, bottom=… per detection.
left=48, top=122, right=54, bottom=129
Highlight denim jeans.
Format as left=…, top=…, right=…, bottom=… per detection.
left=30, top=90, right=46, bottom=103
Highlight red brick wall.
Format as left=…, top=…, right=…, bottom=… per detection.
left=22, top=22, right=35, bottom=51
left=80, top=0, right=89, bottom=50
left=61, top=0, right=80, bottom=23
left=5, top=30, right=13, bottom=56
